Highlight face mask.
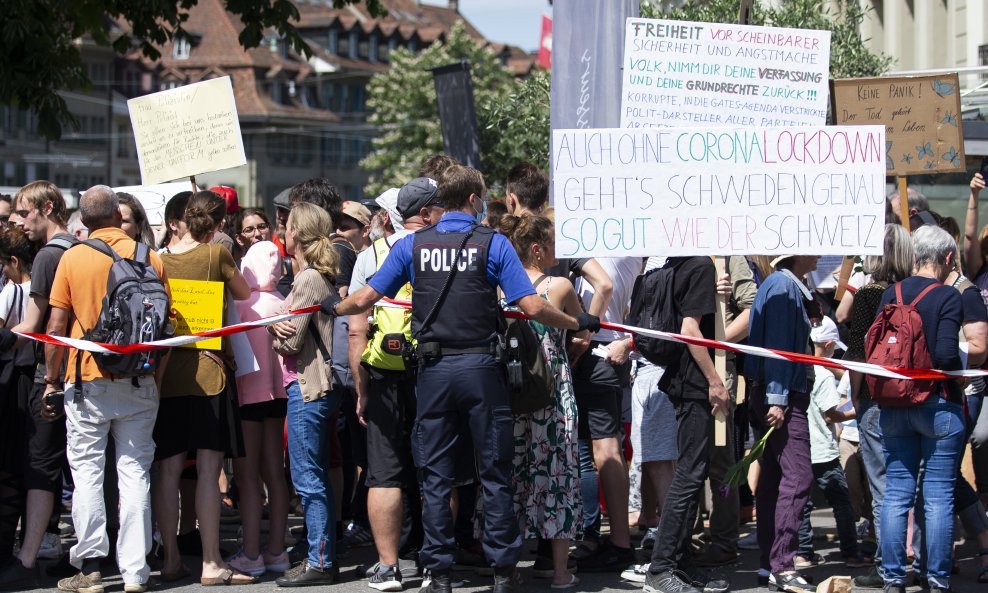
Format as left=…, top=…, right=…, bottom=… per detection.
left=473, top=196, right=487, bottom=224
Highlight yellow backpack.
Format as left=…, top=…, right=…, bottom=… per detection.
left=361, top=237, right=414, bottom=371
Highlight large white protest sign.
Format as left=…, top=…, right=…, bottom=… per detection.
left=621, top=18, right=830, bottom=129
left=552, top=126, right=886, bottom=258
left=128, top=77, right=246, bottom=185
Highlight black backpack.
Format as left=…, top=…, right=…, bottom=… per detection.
left=79, top=239, right=170, bottom=377
left=504, top=275, right=556, bottom=414
left=625, top=260, right=686, bottom=366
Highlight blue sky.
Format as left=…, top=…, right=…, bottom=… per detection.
left=422, top=0, right=551, bottom=52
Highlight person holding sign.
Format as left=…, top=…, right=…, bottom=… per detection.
left=744, top=254, right=820, bottom=593
left=153, top=190, right=254, bottom=586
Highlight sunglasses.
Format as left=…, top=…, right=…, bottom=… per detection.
left=241, top=223, right=269, bottom=234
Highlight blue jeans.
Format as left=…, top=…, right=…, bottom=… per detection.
left=579, top=439, right=601, bottom=543
left=880, top=398, right=965, bottom=588
left=857, top=401, right=886, bottom=573
left=286, top=381, right=342, bottom=569
left=797, top=459, right=859, bottom=558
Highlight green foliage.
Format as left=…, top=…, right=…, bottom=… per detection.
left=0, top=0, right=385, bottom=140
left=360, top=22, right=514, bottom=197
left=482, top=70, right=551, bottom=193
left=641, top=0, right=892, bottom=79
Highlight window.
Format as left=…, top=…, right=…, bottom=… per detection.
left=358, top=36, right=369, bottom=60
left=338, top=32, right=350, bottom=57
left=369, top=33, right=378, bottom=62
left=173, top=36, right=191, bottom=60
left=379, top=37, right=391, bottom=63
left=161, top=80, right=181, bottom=91
left=328, top=28, right=339, bottom=54
left=348, top=30, right=358, bottom=59
left=117, top=125, right=130, bottom=158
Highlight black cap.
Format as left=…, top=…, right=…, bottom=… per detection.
left=397, top=177, right=440, bottom=219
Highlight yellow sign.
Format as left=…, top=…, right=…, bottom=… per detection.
left=168, top=279, right=224, bottom=350
left=127, top=76, right=247, bottom=185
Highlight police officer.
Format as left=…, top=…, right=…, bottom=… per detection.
left=323, top=165, right=600, bottom=593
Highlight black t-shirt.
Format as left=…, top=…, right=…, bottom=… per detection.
left=658, top=256, right=717, bottom=400
left=31, top=233, right=76, bottom=382
left=545, top=257, right=590, bottom=283
left=960, top=284, right=988, bottom=323
left=333, top=240, right=356, bottom=290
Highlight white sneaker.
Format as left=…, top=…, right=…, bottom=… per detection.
left=620, top=564, right=647, bottom=583
left=37, top=532, right=63, bottom=559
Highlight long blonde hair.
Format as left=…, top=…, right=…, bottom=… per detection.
left=288, top=203, right=339, bottom=278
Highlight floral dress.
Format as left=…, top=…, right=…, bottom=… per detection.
left=510, top=278, right=582, bottom=540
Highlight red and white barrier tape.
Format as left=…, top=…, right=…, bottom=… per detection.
left=17, top=305, right=321, bottom=354
left=20, top=297, right=987, bottom=382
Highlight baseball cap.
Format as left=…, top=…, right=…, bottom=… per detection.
left=375, top=187, right=404, bottom=230
left=341, top=200, right=371, bottom=226
left=209, top=185, right=239, bottom=215
left=810, top=316, right=847, bottom=350
left=397, top=177, right=441, bottom=219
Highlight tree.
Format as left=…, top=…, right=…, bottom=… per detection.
left=0, top=0, right=385, bottom=140
left=641, top=0, right=893, bottom=78
left=482, top=69, right=551, bottom=185
left=360, top=22, right=515, bottom=197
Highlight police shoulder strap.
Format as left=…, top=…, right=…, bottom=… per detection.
left=412, top=225, right=477, bottom=340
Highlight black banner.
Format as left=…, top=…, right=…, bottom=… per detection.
left=431, top=61, right=482, bottom=171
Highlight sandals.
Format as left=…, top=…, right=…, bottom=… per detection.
left=550, top=574, right=580, bottom=590
left=200, top=568, right=259, bottom=586
left=159, top=565, right=191, bottom=582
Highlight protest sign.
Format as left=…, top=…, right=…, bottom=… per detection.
left=807, top=255, right=844, bottom=290
left=168, top=279, right=224, bottom=350
left=552, top=126, right=886, bottom=258
left=831, top=74, right=964, bottom=176
left=127, top=77, right=246, bottom=185
left=620, top=18, right=830, bottom=129
left=112, top=182, right=189, bottom=226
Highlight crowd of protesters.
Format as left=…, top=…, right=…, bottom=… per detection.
left=1, top=157, right=988, bottom=593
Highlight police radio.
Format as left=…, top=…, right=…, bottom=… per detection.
left=505, top=336, right=523, bottom=390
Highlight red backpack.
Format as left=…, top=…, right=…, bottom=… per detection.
left=863, top=282, right=940, bottom=407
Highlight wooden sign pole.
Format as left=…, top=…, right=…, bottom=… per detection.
left=190, top=175, right=198, bottom=193
left=835, top=256, right=856, bottom=301
left=714, top=256, right=728, bottom=446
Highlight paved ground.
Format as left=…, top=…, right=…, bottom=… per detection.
left=18, top=511, right=988, bottom=593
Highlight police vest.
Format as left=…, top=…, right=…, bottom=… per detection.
left=411, top=224, right=500, bottom=347
left=362, top=237, right=413, bottom=371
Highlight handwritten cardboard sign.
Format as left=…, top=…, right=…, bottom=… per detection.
left=168, top=278, right=224, bottom=350
left=551, top=126, right=886, bottom=257
left=620, top=18, right=831, bottom=129
left=831, top=74, right=964, bottom=176
left=127, top=77, right=246, bottom=185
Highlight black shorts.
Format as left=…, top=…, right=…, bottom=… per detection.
left=153, top=378, right=245, bottom=461
left=365, top=367, right=416, bottom=488
left=25, top=382, right=66, bottom=492
left=572, top=351, right=625, bottom=440
left=239, top=398, right=288, bottom=422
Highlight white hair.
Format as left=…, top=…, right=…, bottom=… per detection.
left=912, top=225, right=956, bottom=268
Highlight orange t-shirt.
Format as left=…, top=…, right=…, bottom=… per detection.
left=48, top=227, right=169, bottom=383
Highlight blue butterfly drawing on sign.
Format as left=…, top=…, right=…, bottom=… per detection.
left=917, top=143, right=934, bottom=159
left=924, top=161, right=937, bottom=170
left=933, top=79, right=956, bottom=97
left=942, top=111, right=958, bottom=127
left=902, top=153, right=913, bottom=165
left=943, top=147, right=960, bottom=167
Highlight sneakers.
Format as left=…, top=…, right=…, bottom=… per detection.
left=421, top=569, right=464, bottom=589
left=737, top=531, right=759, bottom=551
left=843, top=553, right=873, bottom=568
left=0, top=558, right=40, bottom=592
left=693, top=546, right=739, bottom=568
left=123, top=581, right=154, bottom=593
left=57, top=571, right=104, bottom=593
left=853, top=567, right=884, bottom=590
left=264, top=550, right=291, bottom=573
left=275, top=560, right=338, bottom=587
left=640, top=527, right=658, bottom=550
left=226, top=548, right=266, bottom=577
left=368, top=563, right=403, bottom=592
left=793, top=554, right=824, bottom=569
left=643, top=570, right=702, bottom=593
left=344, top=522, right=376, bottom=548
left=39, top=532, right=64, bottom=559
left=769, top=571, right=815, bottom=593
left=682, top=568, right=729, bottom=593
left=620, top=564, right=647, bottom=583
left=575, top=539, right=635, bottom=573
